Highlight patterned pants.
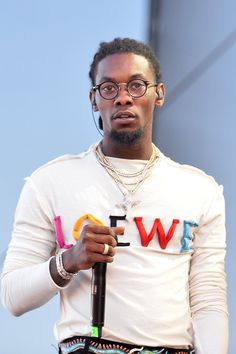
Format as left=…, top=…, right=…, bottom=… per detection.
left=59, top=336, right=195, bottom=354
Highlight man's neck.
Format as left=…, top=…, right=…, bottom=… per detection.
left=100, top=139, right=154, bottom=160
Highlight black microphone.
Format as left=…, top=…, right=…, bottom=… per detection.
left=90, top=216, right=128, bottom=338
left=91, top=261, right=107, bottom=338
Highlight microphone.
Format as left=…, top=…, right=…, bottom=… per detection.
left=90, top=216, right=128, bottom=338
left=91, top=261, right=107, bottom=338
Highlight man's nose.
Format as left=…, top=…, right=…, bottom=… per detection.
left=114, top=86, right=133, bottom=105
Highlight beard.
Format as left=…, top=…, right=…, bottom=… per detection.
left=109, top=128, right=144, bottom=145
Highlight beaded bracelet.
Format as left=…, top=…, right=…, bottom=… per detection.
left=55, top=251, right=76, bottom=280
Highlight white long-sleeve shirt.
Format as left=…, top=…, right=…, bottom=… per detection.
left=1, top=143, right=228, bottom=353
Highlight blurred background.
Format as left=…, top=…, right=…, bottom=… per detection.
left=0, top=1, right=235, bottom=352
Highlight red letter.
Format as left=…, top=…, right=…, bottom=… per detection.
left=134, top=217, right=179, bottom=248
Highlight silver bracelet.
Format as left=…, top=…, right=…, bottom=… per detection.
left=55, top=250, right=76, bottom=280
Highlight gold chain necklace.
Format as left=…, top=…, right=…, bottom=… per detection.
left=94, top=142, right=159, bottom=213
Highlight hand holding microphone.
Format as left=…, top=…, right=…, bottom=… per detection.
left=55, top=223, right=124, bottom=337
left=90, top=226, right=124, bottom=338
left=62, top=224, right=124, bottom=273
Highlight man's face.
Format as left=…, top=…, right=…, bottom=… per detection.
left=91, top=52, right=164, bottom=145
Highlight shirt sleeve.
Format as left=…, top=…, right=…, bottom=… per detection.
left=190, top=185, right=228, bottom=354
left=0, top=178, right=66, bottom=316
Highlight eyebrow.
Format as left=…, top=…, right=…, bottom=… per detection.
left=97, top=73, right=146, bottom=84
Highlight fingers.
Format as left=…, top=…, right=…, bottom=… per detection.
left=70, top=223, right=125, bottom=270
left=85, top=239, right=115, bottom=258
left=86, top=224, right=124, bottom=238
left=82, top=224, right=124, bottom=247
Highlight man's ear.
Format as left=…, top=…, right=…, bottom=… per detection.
left=89, top=90, right=99, bottom=112
left=155, top=83, right=165, bottom=107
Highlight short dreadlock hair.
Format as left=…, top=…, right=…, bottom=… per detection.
left=89, top=37, right=162, bottom=85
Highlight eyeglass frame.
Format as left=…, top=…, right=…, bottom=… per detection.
left=92, top=79, right=159, bottom=100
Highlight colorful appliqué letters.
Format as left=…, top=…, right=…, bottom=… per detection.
left=54, top=214, right=198, bottom=252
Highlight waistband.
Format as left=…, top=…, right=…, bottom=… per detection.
left=59, top=336, right=195, bottom=354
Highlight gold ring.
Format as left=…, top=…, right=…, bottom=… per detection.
left=102, top=243, right=109, bottom=255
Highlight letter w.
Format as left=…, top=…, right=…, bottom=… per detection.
left=134, top=217, right=179, bottom=248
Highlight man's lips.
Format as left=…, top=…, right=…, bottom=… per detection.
left=112, top=111, right=136, bottom=120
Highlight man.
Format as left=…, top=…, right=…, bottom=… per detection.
left=1, top=38, right=228, bottom=354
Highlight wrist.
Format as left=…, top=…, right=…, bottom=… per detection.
left=55, top=250, right=78, bottom=280
left=61, top=247, right=80, bottom=274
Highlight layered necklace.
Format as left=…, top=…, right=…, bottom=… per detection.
left=95, top=142, right=159, bottom=215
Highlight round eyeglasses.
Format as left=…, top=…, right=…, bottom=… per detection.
left=92, top=79, right=158, bottom=100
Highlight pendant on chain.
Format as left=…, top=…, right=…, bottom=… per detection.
left=115, top=193, right=141, bottom=220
